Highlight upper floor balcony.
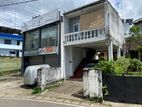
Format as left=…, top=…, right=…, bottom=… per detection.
left=63, top=0, right=108, bottom=46
left=63, top=27, right=107, bottom=46
left=63, top=0, right=124, bottom=47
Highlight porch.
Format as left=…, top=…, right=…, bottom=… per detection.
left=62, top=39, right=122, bottom=79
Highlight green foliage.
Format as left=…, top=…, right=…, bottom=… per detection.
left=102, top=85, right=109, bottom=96
left=96, top=57, right=142, bottom=75
left=32, top=87, right=42, bottom=94
left=129, top=58, right=142, bottom=72
left=96, top=60, right=114, bottom=74
left=130, top=25, right=140, bottom=36
left=114, top=57, right=130, bottom=74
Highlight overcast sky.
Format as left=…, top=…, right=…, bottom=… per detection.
left=0, top=0, right=141, bottom=29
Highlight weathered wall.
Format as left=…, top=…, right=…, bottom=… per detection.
left=107, top=3, right=124, bottom=46
left=80, top=8, right=105, bottom=31
left=83, top=70, right=103, bottom=99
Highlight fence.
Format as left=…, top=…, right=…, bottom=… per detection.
left=103, top=74, right=142, bottom=104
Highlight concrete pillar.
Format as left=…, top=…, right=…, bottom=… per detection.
left=117, top=46, right=121, bottom=59
left=70, top=47, right=74, bottom=76
left=83, top=70, right=103, bottom=100
left=108, top=41, right=113, bottom=60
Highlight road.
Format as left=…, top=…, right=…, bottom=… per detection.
left=0, top=98, right=83, bottom=107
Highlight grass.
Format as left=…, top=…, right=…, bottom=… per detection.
left=32, top=80, right=64, bottom=95
left=0, top=56, right=21, bottom=76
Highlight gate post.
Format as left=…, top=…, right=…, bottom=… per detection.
left=83, top=69, right=103, bottom=100
left=37, top=67, right=46, bottom=91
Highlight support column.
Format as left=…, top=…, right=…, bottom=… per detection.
left=108, top=41, right=113, bottom=60
left=117, top=46, right=121, bottom=59
left=69, top=47, right=74, bottom=77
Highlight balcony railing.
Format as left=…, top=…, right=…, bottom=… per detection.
left=64, top=27, right=106, bottom=45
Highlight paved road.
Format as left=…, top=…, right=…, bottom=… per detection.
left=0, top=98, right=82, bottom=107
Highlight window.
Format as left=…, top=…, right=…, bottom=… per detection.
left=25, top=30, right=39, bottom=51
left=73, top=23, right=79, bottom=32
left=4, top=39, right=11, bottom=45
left=9, top=51, right=16, bottom=54
left=17, top=40, right=20, bottom=45
left=41, top=25, right=58, bottom=48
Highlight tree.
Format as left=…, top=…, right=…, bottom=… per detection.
left=126, top=25, right=142, bottom=60
left=129, top=25, right=140, bottom=37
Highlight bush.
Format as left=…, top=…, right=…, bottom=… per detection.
left=114, top=57, right=130, bottom=74
left=129, top=59, right=142, bottom=72
left=96, top=57, right=130, bottom=75
left=32, top=87, right=42, bottom=94
left=96, top=60, right=115, bottom=74
left=96, top=57, right=142, bottom=75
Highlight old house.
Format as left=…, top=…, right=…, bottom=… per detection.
left=61, top=0, right=125, bottom=79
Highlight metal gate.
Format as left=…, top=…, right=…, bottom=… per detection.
left=103, top=74, right=142, bottom=104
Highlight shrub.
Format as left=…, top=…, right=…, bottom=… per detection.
left=129, top=58, right=142, bottom=72
left=32, top=87, right=42, bottom=94
left=96, top=57, right=130, bottom=75
left=96, top=60, right=115, bottom=74
left=114, top=57, right=130, bottom=74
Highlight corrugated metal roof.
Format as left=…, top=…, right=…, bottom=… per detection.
left=0, top=33, right=23, bottom=41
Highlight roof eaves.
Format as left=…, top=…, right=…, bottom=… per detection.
left=64, top=0, right=106, bottom=15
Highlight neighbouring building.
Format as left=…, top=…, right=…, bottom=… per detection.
left=22, top=9, right=63, bottom=75
left=133, top=17, right=142, bottom=34
left=125, top=18, right=142, bottom=60
left=122, top=19, right=133, bottom=38
left=0, top=26, right=23, bottom=57
left=61, top=0, right=125, bottom=79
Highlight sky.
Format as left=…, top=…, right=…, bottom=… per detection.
left=0, top=0, right=141, bottom=29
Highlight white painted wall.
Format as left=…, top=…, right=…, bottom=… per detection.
left=63, top=46, right=86, bottom=79
left=72, top=47, right=86, bottom=72
left=0, top=38, right=22, bottom=57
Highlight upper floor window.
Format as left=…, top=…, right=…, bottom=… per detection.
left=25, top=30, right=39, bottom=51
left=41, top=25, right=58, bottom=48
left=4, top=39, right=11, bottom=45
left=73, top=23, right=80, bottom=32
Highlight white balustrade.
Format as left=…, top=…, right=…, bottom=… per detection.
left=64, top=27, right=105, bottom=44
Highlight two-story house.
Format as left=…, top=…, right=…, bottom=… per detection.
left=0, top=26, right=23, bottom=57
left=22, top=0, right=125, bottom=79
left=61, top=0, right=125, bottom=79
left=22, top=9, right=63, bottom=75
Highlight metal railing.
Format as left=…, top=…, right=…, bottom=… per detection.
left=64, top=27, right=105, bottom=44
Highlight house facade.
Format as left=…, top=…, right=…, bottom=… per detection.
left=0, top=26, right=23, bottom=57
left=61, top=0, right=125, bottom=79
left=22, top=0, right=125, bottom=79
left=22, top=9, right=63, bottom=75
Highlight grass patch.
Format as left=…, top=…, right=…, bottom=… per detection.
left=0, top=56, right=21, bottom=76
left=32, top=80, right=64, bottom=95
